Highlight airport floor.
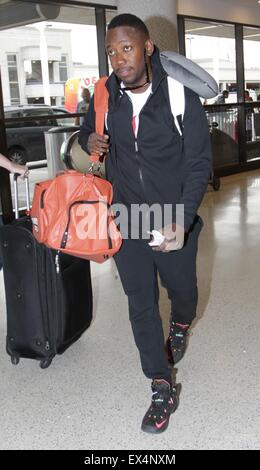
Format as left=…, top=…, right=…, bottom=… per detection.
left=0, top=170, right=260, bottom=450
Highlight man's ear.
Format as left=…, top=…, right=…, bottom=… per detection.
left=145, top=39, right=154, bottom=57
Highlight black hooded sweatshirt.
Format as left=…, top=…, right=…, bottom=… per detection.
left=79, top=46, right=212, bottom=232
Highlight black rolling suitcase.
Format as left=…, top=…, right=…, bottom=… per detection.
left=0, top=174, right=92, bottom=368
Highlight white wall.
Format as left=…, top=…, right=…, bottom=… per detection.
left=177, top=0, right=260, bottom=26
left=0, top=26, right=73, bottom=106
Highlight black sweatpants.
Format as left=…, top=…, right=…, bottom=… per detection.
left=114, top=216, right=203, bottom=382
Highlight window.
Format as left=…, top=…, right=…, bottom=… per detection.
left=184, top=19, right=239, bottom=166
left=7, top=54, right=20, bottom=105
left=4, top=109, right=23, bottom=128
left=27, top=97, right=44, bottom=104
left=48, top=62, right=54, bottom=83
left=243, top=26, right=260, bottom=100
left=106, top=9, right=117, bottom=75
left=22, top=110, right=56, bottom=127
left=185, top=19, right=237, bottom=104
left=243, top=26, right=260, bottom=158
left=25, top=60, right=42, bottom=83
left=0, top=3, right=99, bottom=110
left=59, top=55, right=68, bottom=82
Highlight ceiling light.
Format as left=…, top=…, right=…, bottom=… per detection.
left=186, top=25, right=220, bottom=33
left=244, top=33, right=260, bottom=38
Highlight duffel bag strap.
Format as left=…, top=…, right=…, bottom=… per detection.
left=90, top=76, right=109, bottom=164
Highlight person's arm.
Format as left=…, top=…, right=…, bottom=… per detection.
left=179, top=87, right=212, bottom=231
left=78, top=95, right=109, bottom=157
left=75, top=102, right=80, bottom=126
left=0, top=153, right=29, bottom=177
left=0, top=153, right=12, bottom=172
left=153, top=88, right=212, bottom=253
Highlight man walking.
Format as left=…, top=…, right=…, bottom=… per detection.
left=79, top=14, right=212, bottom=434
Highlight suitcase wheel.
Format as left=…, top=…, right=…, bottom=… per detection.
left=11, top=355, right=20, bottom=365
left=40, top=358, right=53, bottom=369
left=212, top=176, right=220, bottom=191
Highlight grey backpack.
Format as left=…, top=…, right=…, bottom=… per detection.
left=161, top=50, right=218, bottom=136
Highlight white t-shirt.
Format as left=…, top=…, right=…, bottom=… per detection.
left=124, top=84, right=152, bottom=137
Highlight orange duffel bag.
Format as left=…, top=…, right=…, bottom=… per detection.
left=31, top=77, right=122, bottom=263
left=31, top=170, right=122, bottom=263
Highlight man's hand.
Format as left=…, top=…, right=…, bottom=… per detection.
left=152, top=223, right=185, bottom=252
left=87, top=132, right=109, bottom=157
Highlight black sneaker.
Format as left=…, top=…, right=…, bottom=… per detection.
left=166, top=322, right=190, bottom=365
left=141, top=380, right=179, bottom=434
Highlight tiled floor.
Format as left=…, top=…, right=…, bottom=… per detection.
left=0, top=170, right=260, bottom=450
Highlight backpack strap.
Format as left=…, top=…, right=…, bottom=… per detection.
left=91, top=75, right=185, bottom=164
left=167, top=76, right=185, bottom=136
left=91, top=76, right=109, bottom=163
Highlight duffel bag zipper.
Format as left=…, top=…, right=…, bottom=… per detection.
left=40, top=189, right=47, bottom=208
left=60, top=200, right=113, bottom=250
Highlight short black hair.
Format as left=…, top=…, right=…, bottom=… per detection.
left=107, top=13, right=149, bottom=38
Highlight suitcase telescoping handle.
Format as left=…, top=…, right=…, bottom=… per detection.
left=13, top=173, right=30, bottom=219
